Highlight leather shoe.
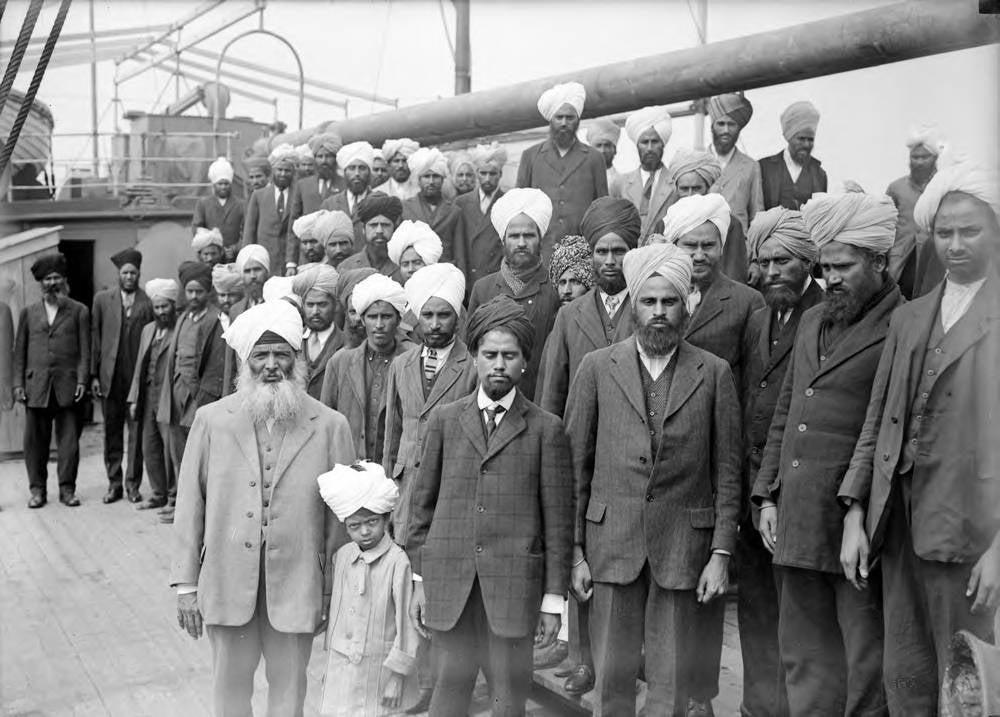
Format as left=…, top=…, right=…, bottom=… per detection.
left=563, top=664, right=595, bottom=695
left=404, top=688, right=432, bottom=714
left=687, top=699, right=715, bottom=717
left=59, top=492, right=81, bottom=507
left=138, top=498, right=167, bottom=510
left=553, top=657, right=576, bottom=678
left=534, top=639, right=569, bottom=669
left=28, top=493, right=46, bottom=509
left=126, top=489, right=142, bottom=504
left=102, top=488, right=123, bottom=504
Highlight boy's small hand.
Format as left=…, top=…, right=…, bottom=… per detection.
left=381, top=672, right=403, bottom=710
left=409, top=581, right=430, bottom=639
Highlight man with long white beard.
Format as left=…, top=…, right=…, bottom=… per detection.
left=172, top=299, right=355, bottom=717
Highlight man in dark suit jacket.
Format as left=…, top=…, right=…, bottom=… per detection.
left=406, top=296, right=573, bottom=717
left=192, top=157, right=245, bottom=262
left=752, top=193, right=903, bottom=716
left=126, top=279, right=179, bottom=513
left=401, top=147, right=460, bottom=262
left=517, top=81, right=608, bottom=264
left=564, top=243, right=741, bottom=716
left=319, top=141, right=377, bottom=251
left=13, top=253, right=90, bottom=508
left=468, top=189, right=561, bottom=400
left=0, top=300, right=13, bottom=419
left=759, top=101, right=828, bottom=211
left=453, top=145, right=506, bottom=299
left=157, top=262, right=226, bottom=524
left=840, top=171, right=1000, bottom=714
left=288, top=133, right=346, bottom=268
left=738, top=208, right=823, bottom=717
left=337, top=192, right=405, bottom=284
left=610, top=105, right=674, bottom=242
left=91, top=248, right=154, bottom=504
left=243, top=148, right=296, bottom=276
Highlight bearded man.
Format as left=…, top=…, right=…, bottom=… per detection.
left=448, top=151, right=477, bottom=196
left=288, top=132, right=345, bottom=268
left=564, top=242, right=741, bottom=716
left=339, top=192, right=405, bottom=283
left=587, top=118, right=621, bottom=188
left=371, top=151, right=390, bottom=189
left=171, top=300, right=355, bottom=717
left=290, top=263, right=344, bottom=399
left=611, top=105, right=673, bottom=240
left=402, top=147, right=460, bottom=261
left=191, top=227, right=224, bottom=267
left=222, top=245, right=271, bottom=396
left=453, top=142, right=508, bottom=298
left=244, top=144, right=296, bottom=275
left=752, top=192, right=903, bottom=716
left=210, top=264, right=244, bottom=331
left=336, top=268, right=378, bottom=350
left=708, top=94, right=763, bottom=233
left=192, top=157, right=244, bottom=261
left=323, top=141, right=376, bottom=249
left=759, top=101, right=828, bottom=211
left=244, top=156, right=271, bottom=194
left=382, top=138, right=421, bottom=201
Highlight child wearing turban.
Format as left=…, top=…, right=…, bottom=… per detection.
left=316, top=460, right=419, bottom=715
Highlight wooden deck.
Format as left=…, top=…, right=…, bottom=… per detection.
left=0, top=425, right=742, bottom=717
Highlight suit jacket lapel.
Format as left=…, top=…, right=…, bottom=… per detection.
left=272, top=409, right=317, bottom=487
left=458, top=393, right=487, bottom=458
left=347, top=345, right=367, bottom=413
left=309, top=329, right=344, bottom=382
left=646, top=171, right=675, bottom=224
left=817, top=288, right=897, bottom=379
left=575, top=292, right=608, bottom=351
left=483, top=392, right=528, bottom=463
left=609, top=339, right=647, bottom=420
left=664, top=343, right=704, bottom=420
left=422, top=342, right=469, bottom=414
left=936, top=273, right=1000, bottom=376
left=686, top=278, right=726, bottom=339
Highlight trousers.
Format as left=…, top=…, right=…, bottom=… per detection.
left=24, top=391, right=81, bottom=495
left=103, top=372, right=142, bottom=491
left=140, top=393, right=174, bottom=503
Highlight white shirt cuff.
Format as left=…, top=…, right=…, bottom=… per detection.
left=176, top=584, right=198, bottom=595
left=412, top=574, right=422, bottom=582
left=540, top=593, right=563, bottom=614
left=712, top=549, right=732, bottom=557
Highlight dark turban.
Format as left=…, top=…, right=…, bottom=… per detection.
left=30, top=253, right=67, bottom=281
left=337, top=268, right=378, bottom=311
left=466, top=295, right=535, bottom=361
left=110, top=247, right=142, bottom=269
left=549, top=235, right=595, bottom=290
left=580, top=197, right=641, bottom=248
left=708, top=93, right=753, bottom=128
left=357, top=192, right=403, bottom=225
left=178, top=260, right=213, bottom=291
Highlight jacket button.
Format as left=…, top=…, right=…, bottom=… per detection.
left=249, top=481, right=256, bottom=487
left=804, top=388, right=814, bottom=397
left=475, top=545, right=483, bottom=553
left=244, top=541, right=252, bottom=549
left=797, top=423, right=807, bottom=432
left=792, top=460, right=800, bottom=468
left=246, top=511, right=253, bottom=518
left=759, top=380, right=767, bottom=388
left=477, top=505, right=484, bottom=513
left=751, top=447, right=760, bottom=455
left=639, top=456, right=647, bottom=464
left=882, top=453, right=890, bottom=461
left=415, top=461, right=420, bottom=468
left=645, top=494, right=654, bottom=502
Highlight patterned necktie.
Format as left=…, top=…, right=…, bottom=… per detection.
left=484, top=404, right=506, bottom=439
left=277, top=189, right=285, bottom=215
left=639, top=173, right=655, bottom=214
left=605, top=295, right=620, bottom=318
left=123, top=293, right=134, bottom=318
left=424, top=348, right=438, bottom=381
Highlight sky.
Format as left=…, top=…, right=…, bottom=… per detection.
left=3, top=0, right=998, bottom=195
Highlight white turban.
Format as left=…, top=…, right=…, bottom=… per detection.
left=293, top=208, right=352, bottom=243
left=490, top=187, right=553, bottom=238
left=211, top=263, right=243, bottom=294
left=207, top=156, right=234, bottom=184
left=223, top=299, right=304, bottom=361
left=906, top=125, right=947, bottom=157
left=660, top=193, right=732, bottom=247
left=801, top=192, right=897, bottom=252
left=780, top=101, right=820, bottom=141
left=913, top=156, right=1000, bottom=234
left=537, top=81, right=586, bottom=121
left=235, top=244, right=270, bottom=273
left=268, top=143, right=298, bottom=169
left=337, top=141, right=375, bottom=170
left=291, top=263, right=339, bottom=299
left=387, top=220, right=443, bottom=266
left=381, top=138, right=420, bottom=161
left=262, top=276, right=302, bottom=306
left=192, top=227, right=223, bottom=251
left=404, top=263, right=466, bottom=315
left=144, top=278, right=179, bottom=303
left=624, top=106, right=673, bottom=145
left=317, top=461, right=399, bottom=522
left=295, top=144, right=313, bottom=160
left=351, top=273, right=407, bottom=316
left=407, top=147, right=448, bottom=178
left=470, top=141, right=508, bottom=170
left=622, top=243, right=693, bottom=306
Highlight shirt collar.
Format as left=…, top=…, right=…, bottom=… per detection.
left=944, top=275, right=987, bottom=297
left=350, top=532, right=394, bottom=565
left=599, top=287, right=629, bottom=305
left=636, top=338, right=677, bottom=367
left=639, top=165, right=663, bottom=185
left=305, top=325, right=335, bottom=343
left=710, top=143, right=737, bottom=168
left=477, top=385, right=516, bottom=412
left=479, top=187, right=495, bottom=204
left=783, top=147, right=802, bottom=169
left=422, top=339, right=456, bottom=361
left=273, top=184, right=286, bottom=201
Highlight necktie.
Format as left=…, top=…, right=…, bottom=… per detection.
left=123, top=293, right=134, bottom=318
left=309, top=332, right=322, bottom=358
left=605, top=295, right=620, bottom=318
left=480, top=194, right=491, bottom=215
left=424, top=348, right=438, bottom=381
left=687, top=289, right=702, bottom=315
left=484, top=404, right=506, bottom=439
left=640, top=173, right=655, bottom=214
left=277, top=190, right=285, bottom=216
left=320, top=179, right=327, bottom=196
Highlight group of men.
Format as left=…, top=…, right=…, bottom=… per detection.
left=10, top=77, right=997, bottom=717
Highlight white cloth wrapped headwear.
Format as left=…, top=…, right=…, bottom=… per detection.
left=622, top=243, right=694, bottom=306
left=780, top=101, right=820, bottom=141
left=207, top=157, right=234, bottom=184
left=268, top=143, right=298, bottom=170
left=659, top=193, right=732, bottom=247
left=586, top=118, right=620, bottom=146
left=291, top=263, right=339, bottom=300
left=624, top=106, right=673, bottom=145
left=337, top=141, right=375, bottom=170
left=144, top=278, right=179, bottom=303
left=192, top=227, right=224, bottom=251
left=801, top=192, right=897, bottom=252
left=294, top=144, right=314, bottom=160
left=211, top=263, right=243, bottom=293
left=387, top=220, right=443, bottom=266
left=235, top=244, right=270, bottom=273
left=317, top=461, right=399, bottom=522
left=537, top=81, right=586, bottom=121
left=490, top=187, right=553, bottom=238
left=407, top=147, right=448, bottom=178
left=905, top=125, right=947, bottom=157
left=913, top=156, right=1000, bottom=234
left=405, top=263, right=466, bottom=315
left=381, top=138, right=420, bottom=161
left=223, top=299, right=304, bottom=361
left=470, top=142, right=508, bottom=170
left=262, top=276, right=302, bottom=307
left=351, top=273, right=407, bottom=316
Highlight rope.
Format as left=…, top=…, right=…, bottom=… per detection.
left=0, top=0, right=73, bottom=177
left=0, top=0, right=45, bottom=118
left=438, top=0, right=456, bottom=61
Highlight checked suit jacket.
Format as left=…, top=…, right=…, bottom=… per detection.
left=404, top=390, right=574, bottom=639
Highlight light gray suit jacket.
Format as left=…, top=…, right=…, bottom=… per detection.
left=711, top=148, right=763, bottom=233
left=611, top=166, right=675, bottom=242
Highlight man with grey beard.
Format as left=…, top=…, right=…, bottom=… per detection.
left=171, top=299, right=355, bottom=717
